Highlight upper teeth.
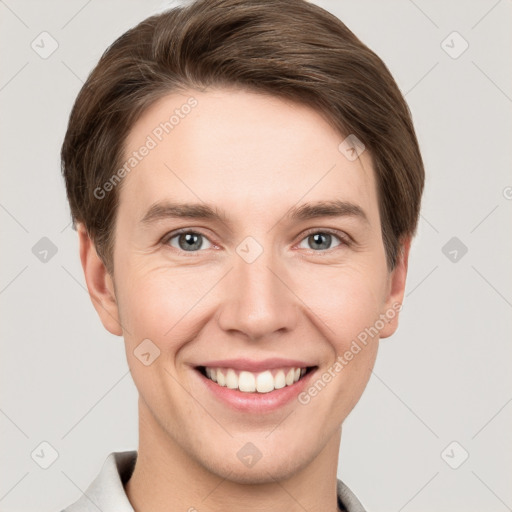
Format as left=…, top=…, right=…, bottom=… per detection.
left=204, top=367, right=307, bottom=393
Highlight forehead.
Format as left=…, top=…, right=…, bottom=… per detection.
left=119, top=87, right=379, bottom=224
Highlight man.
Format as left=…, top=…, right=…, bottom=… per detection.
left=60, top=0, right=424, bottom=510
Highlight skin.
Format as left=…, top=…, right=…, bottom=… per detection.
left=78, top=87, right=410, bottom=512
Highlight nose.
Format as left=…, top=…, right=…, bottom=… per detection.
left=216, top=246, right=299, bottom=341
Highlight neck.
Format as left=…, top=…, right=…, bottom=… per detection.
left=125, top=398, right=342, bottom=512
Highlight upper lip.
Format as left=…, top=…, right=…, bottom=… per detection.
left=196, top=358, right=315, bottom=373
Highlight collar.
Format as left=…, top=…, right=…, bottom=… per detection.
left=62, top=451, right=366, bottom=512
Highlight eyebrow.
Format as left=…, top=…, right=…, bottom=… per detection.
left=140, top=199, right=369, bottom=225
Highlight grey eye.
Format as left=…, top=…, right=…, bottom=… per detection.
left=168, top=232, right=213, bottom=252
left=298, top=232, right=342, bottom=251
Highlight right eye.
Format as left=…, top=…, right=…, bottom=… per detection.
left=163, top=230, right=214, bottom=253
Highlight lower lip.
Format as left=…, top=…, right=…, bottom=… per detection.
left=195, top=367, right=317, bottom=413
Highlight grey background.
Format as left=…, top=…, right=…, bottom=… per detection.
left=1, top=0, right=511, bottom=511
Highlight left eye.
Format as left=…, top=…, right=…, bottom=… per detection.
left=297, top=231, right=344, bottom=251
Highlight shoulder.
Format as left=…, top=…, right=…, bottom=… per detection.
left=337, top=478, right=367, bottom=512
left=60, top=451, right=137, bottom=512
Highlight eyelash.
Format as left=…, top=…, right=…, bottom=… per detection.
left=161, top=227, right=352, bottom=256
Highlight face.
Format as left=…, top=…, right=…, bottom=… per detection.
left=81, top=87, right=408, bottom=483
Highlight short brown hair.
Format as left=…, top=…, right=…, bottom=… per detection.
left=61, top=0, right=424, bottom=273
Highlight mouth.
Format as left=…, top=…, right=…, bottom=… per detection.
left=195, top=365, right=317, bottom=394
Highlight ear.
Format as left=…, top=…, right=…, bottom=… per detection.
left=77, top=223, right=123, bottom=336
left=379, top=237, right=411, bottom=339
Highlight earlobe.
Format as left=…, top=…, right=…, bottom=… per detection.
left=77, top=223, right=123, bottom=336
left=379, top=237, right=411, bottom=339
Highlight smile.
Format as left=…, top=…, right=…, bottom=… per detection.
left=198, top=366, right=314, bottom=393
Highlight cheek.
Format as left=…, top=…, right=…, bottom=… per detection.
left=117, top=270, right=200, bottom=404
left=298, top=263, right=388, bottom=349
left=115, top=263, right=223, bottom=367
left=116, top=267, right=187, bottom=343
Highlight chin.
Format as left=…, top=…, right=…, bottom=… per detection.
left=197, top=444, right=313, bottom=485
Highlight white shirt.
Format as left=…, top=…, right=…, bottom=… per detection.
left=61, top=451, right=367, bottom=512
